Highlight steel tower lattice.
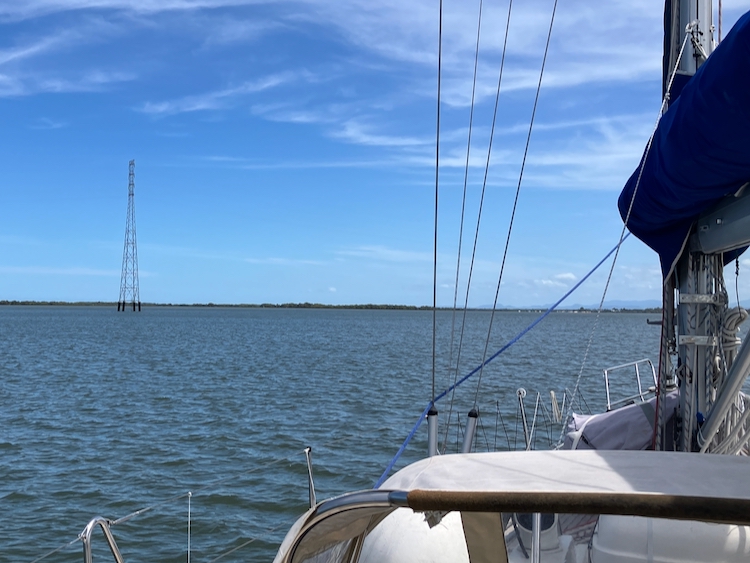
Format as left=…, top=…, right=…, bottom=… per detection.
left=117, top=160, right=141, bottom=311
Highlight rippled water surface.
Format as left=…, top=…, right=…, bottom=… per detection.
left=0, top=306, right=660, bottom=562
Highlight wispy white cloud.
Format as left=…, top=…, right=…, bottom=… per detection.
left=609, top=263, right=662, bottom=294
left=532, top=277, right=567, bottom=288
left=202, top=154, right=391, bottom=169
left=0, top=15, right=127, bottom=66
left=0, top=72, right=22, bottom=95
left=251, top=103, right=335, bottom=125
left=0, top=31, right=82, bottom=96
left=29, top=117, right=68, bottom=129
left=386, top=110, right=655, bottom=192
left=332, top=120, right=431, bottom=147
left=139, top=71, right=307, bottom=115
left=0, top=266, right=118, bottom=276
left=0, top=71, right=135, bottom=97
left=201, top=17, right=282, bottom=47
left=34, top=70, right=136, bottom=93
left=0, top=0, right=265, bottom=21
left=4, top=0, right=668, bottom=99
left=244, top=257, right=325, bottom=266
left=204, top=155, right=251, bottom=163
left=0, top=33, right=67, bottom=65
left=338, top=245, right=431, bottom=263
left=0, top=17, right=136, bottom=96
left=201, top=106, right=656, bottom=188
left=494, top=114, right=654, bottom=137
left=282, top=0, right=666, bottom=107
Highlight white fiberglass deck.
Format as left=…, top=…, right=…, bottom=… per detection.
left=274, top=450, right=750, bottom=563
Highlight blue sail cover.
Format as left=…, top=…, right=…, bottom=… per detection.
left=619, top=11, right=750, bottom=277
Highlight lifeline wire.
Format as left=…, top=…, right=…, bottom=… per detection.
left=31, top=437, right=356, bottom=563
left=105, top=454, right=289, bottom=527
left=28, top=538, right=81, bottom=563
left=374, top=234, right=629, bottom=488
left=473, top=0, right=558, bottom=405
left=441, top=0, right=515, bottom=454
left=111, top=436, right=351, bottom=526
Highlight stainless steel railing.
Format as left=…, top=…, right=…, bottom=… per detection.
left=79, top=517, right=125, bottom=563
left=603, top=359, right=657, bottom=411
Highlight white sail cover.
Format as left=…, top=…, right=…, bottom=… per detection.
left=564, top=392, right=679, bottom=450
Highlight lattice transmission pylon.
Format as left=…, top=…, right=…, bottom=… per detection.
left=117, top=159, right=141, bottom=312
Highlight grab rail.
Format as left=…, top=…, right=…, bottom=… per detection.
left=79, top=517, right=126, bottom=563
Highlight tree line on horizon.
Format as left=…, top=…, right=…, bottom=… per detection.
left=0, top=300, right=661, bottom=313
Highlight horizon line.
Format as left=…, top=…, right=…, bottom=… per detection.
left=0, top=300, right=662, bottom=312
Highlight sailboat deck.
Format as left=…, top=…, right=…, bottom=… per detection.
left=275, top=450, right=750, bottom=563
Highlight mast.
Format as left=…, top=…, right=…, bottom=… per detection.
left=664, top=0, right=750, bottom=456
left=663, top=0, right=714, bottom=104
left=660, top=0, right=716, bottom=452
left=626, top=1, right=750, bottom=453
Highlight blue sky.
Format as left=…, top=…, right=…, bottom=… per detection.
left=1, top=0, right=749, bottom=307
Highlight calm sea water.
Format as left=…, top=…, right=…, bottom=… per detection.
left=0, top=306, right=660, bottom=562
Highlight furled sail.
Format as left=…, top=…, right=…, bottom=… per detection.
left=618, top=11, right=750, bottom=277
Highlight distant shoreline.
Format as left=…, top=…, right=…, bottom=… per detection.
left=0, top=300, right=661, bottom=313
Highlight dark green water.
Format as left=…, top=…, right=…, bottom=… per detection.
left=0, top=306, right=659, bottom=562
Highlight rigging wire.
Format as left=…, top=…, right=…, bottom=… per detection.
left=478, top=414, right=491, bottom=452
left=736, top=258, right=741, bottom=307
left=578, top=388, right=592, bottom=414
left=556, top=30, right=692, bottom=448
left=528, top=392, right=541, bottom=450
left=440, top=0, right=515, bottom=453
left=498, top=402, right=511, bottom=450
left=538, top=398, right=554, bottom=448
left=473, top=0, right=559, bottom=405
left=443, top=0, right=485, bottom=453
left=431, top=0, right=444, bottom=403
left=494, top=401, right=500, bottom=450
left=375, top=234, right=628, bottom=487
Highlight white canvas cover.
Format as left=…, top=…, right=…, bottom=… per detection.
left=564, top=391, right=679, bottom=450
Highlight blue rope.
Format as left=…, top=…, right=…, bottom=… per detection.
left=374, top=233, right=630, bottom=488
